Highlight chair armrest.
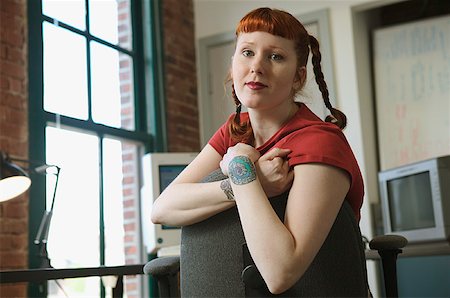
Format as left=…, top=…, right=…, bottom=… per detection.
left=369, top=234, right=407, bottom=298
left=143, top=256, right=180, bottom=277
left=369, top=235, right=408, bottom=251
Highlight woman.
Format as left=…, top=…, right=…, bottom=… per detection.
left=152, top=7, right=364, bottom=295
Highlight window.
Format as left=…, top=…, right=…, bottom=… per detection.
left=28, top=0, right=163, bottom=297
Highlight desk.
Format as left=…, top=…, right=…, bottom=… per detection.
left=0, top=264, right=145, bottom=297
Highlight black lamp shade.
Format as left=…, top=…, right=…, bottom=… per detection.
left=0, top=154, right=31, bottom=202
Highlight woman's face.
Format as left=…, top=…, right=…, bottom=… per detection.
left=232, top=31, right=301, bottom=111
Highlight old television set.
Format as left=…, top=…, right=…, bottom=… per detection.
left=141, top=152, right=197, bottom=255
left=378, top=155, right=450, bottom=244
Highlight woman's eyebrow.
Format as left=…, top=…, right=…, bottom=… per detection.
left=238, top=41, right=256, bottom=47
left=238, top=41, right=287, bottom=52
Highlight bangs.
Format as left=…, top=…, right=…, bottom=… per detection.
left=236, top=8, right=299, bottom=40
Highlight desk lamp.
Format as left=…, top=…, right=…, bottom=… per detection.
left=0, top=151, right=61, bottom=268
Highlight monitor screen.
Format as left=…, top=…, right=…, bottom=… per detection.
left=387, top=171, right=436, bottom=232
left=159, top=165, right=187, bottom=230
left=159, top=165, right=187, bottom=193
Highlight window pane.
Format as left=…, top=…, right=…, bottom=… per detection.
left=46, top=127, right=100, bottom=268
left=43, top=22, right=88, bottom=119
left=45, top=126, right=100, bottom=296
left=103, top=138, right=125, bottom=266
left=46, top=126, right=100, bottom=268
left=103, top=139, right=143, bottom=296
left=42, top=0, right=86, bottom=30
left=48, top=276, right=100, bottom=298
left=91, top=41, right=135, bottom=130
left=89, top=0, right=133, bottom=50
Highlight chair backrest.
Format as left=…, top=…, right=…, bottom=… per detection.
left=180, top=170, right=369, bottom=297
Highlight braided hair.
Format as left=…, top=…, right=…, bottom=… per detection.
left=308, top=35, right=347, bottom=129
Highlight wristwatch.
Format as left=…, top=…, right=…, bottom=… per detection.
left=220, top=179, right=235, bottom=200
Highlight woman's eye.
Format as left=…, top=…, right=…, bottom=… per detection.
left=270, top=53, right=283, bottom=61
left=242, top=50, right=254, bottom=57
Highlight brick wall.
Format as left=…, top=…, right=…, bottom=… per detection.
left=0, top=0, right=29, bottom=296
left=162, top=0, right=200, bottom=152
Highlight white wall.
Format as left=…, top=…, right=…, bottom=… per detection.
left=195, top=0, right=376, bottom=38
left=193, top=0, right=404, bottom=296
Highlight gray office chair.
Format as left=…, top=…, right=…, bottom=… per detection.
left=144, top=170, right=407, bottom=297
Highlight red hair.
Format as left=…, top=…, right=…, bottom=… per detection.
left=236, top=8, right=309, bottom=67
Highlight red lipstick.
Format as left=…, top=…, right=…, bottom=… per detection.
left=246, top=81, right=267, bottom=90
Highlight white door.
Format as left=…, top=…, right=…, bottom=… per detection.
left=208, top=41, right=236, bottom=137
left=198, top=32, right=236, bottom=145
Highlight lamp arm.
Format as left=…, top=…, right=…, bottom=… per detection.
left=34, top=211, right=52, bottom=245
left=34, top=210, right=53, bottom=268
left=5, top=156, right=53, bottom=169
left=34, top=166, right=60, bottom=245
left=48, top=167, right=60, bottom=212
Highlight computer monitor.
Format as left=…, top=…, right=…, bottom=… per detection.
left=378, top=155, right=450, bottom=244
left=141, top=152, right=197, bottom=254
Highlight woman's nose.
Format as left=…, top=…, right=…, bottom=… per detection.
left=250, top=55, right=264, bottom=74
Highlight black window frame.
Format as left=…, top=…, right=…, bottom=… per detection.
left=27, top=0, right=166, bottom=296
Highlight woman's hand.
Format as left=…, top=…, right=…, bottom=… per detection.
left=220, top=143, right=260, bottom=176
left=220, top=145, right=293, bottom=197
left=256, top=148, right=293, bottom=197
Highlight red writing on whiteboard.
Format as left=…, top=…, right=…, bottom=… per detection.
left=395, top=103, right=406, bottom=120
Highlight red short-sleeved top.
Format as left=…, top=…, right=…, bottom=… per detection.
left=208, top=103, right=364, bottom=221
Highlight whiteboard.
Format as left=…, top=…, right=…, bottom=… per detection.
left=373, top=15, right=450, bottom=170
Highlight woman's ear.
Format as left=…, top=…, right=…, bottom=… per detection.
left=225, top=66, right=233, bottom=84
left=293, top=66, right=307, bottom=90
